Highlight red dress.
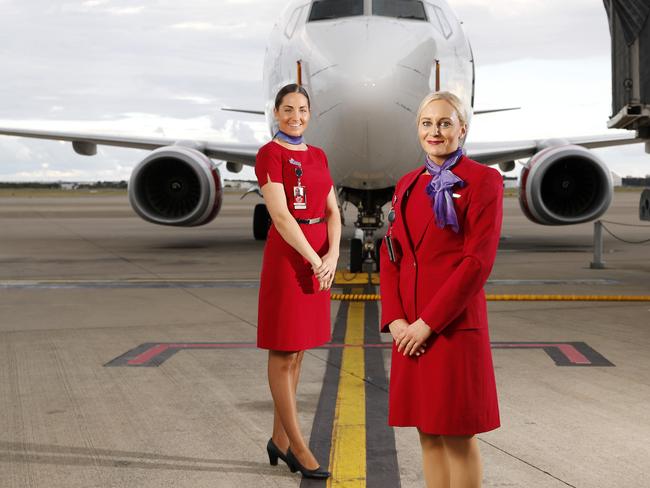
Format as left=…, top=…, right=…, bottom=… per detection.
left=255, top=141, right=334, bottom=351
left=380, top=156, right=502, bottom=435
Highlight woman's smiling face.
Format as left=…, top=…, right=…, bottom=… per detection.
left=274, top=92, right=310, bottom=137
left=418, top=99, right=466, bottom=165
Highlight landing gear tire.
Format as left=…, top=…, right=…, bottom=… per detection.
left=253, top=203, right=271, bottom=240
left=350, top=238, right=363, bottom=273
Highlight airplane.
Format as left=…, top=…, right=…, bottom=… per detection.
left=0, top=0, right=645, bottom=272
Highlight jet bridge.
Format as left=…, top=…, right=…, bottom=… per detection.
left=605, top=1, right=650, bottom=221
left=604, top=0, right=650, bottom=146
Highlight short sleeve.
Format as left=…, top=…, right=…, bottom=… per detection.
left=255, top=144, right=283, bottom=186
left=321, top=148, right=329, bottom=168
left=318, top=147, right=334, bottom=187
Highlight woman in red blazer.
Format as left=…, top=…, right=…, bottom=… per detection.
left=380, top=91, right=502, bottom=487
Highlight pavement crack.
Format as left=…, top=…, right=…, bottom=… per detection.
left=47, top=219, right=162, bottom=278
left=477, top=437, right=578, bottom=487
left=177, top=288, right=257, bottom=329
left=305, top=348, right=389, bottom=394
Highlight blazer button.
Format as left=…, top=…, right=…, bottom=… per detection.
left=413, top=261, right=417, bottom=267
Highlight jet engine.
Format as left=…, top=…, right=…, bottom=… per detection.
left=519, top=144, right=613, bottom=225
left=128, top=145, right=222, bottom=226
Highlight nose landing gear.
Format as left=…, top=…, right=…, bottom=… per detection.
left=342, top=187, right=393, bottom=273
left=349, top=230, right=384, bottom=274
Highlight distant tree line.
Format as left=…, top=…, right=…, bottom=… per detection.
left=0, top=181, right=128, bottom=189
left=77, top=181, right=128, bottom=189
left=0, top=182, right=60, bottom=189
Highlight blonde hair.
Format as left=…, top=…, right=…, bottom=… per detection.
left=416, top=91, right=469, bottom=128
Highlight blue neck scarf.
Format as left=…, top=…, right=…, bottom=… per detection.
left=275, top=130, right=304, bottom=145
left=424, top=147, right=465, bottom=233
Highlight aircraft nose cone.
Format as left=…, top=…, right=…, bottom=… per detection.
left=304, top=18, right=436, bottom=188
left=306, top=18, right=435, bottom=101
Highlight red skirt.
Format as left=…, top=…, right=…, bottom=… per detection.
left=257, top=224, right=331, bottom=351
left=388, top=327, right=500, bottom=435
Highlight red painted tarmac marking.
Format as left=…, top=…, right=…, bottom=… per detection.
left=494, top=343, right=590, bottom=364
left=125, top=343, right=384, bottom=366
left=165, top=343, right=386, bottom=349
left=167, top=343, right=252, bottom=348
left=556, top=344, right=590, bottom=364
left=110, top=341, right=608, bottom=367
left=127, top=344, right=169, bottom=365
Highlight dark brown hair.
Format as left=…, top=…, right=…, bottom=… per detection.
left=274, top=83, right=311, bottom=110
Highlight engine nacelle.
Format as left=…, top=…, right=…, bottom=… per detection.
left=128, top=145, right=222, bottom=226
left=519, top=144, right=613, bottom=225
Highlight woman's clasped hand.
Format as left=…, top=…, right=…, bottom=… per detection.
left=312, top=251, right=338, bottom=291
left=389, top=318, right=429, bottom=356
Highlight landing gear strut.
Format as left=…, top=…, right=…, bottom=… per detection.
left=341, top=187, right=393, bottom=273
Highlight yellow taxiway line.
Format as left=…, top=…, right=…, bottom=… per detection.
left=330, top=293, right=650, bottom=302
left=334, top=271, right=379, bottom=285
left=328, top=300, right=367, bottom=487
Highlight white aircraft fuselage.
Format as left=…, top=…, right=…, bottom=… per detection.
left=262, top=0, right=473, bottom=190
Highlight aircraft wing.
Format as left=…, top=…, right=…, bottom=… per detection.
left=466, top=132, right=643, bottom=165
left=1, top=126, right=643, bottom=168
left=0, top=127, right=259, bottom=165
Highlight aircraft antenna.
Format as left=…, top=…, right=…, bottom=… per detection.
left=297, top=60, right=303, bottom=86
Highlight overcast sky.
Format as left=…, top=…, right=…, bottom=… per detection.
left=0, top=0, right=648, bottom=181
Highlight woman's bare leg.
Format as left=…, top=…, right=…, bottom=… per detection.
left=419, top=429, right=450, bottom=488
left=268, top=350, right=318, bottom=469
left=271, top=351, right=304, bottom=452
left=443, top=435, right=482, bottom=488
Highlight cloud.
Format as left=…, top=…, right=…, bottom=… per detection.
left=82, top=0, right=110, bottom=7
left=59, top=2, right=144, bottom=15
left=1, top=168, right=87, bottom=180
left=106, top=6, right=145, bottom=15
left=173, top=95, right=218, bottom=105
left=170, top=21, right=248, bottom=32
left=452, top=0, right=609, bottom=65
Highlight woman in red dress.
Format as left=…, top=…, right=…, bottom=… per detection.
left=380, top=91, right=502, bottom=487
left=255, top=84, right=340, bottom=479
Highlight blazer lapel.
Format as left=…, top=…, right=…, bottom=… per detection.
left=397, top=167, right=424, bottom=255
left=413, top=206, right=436, bottom=251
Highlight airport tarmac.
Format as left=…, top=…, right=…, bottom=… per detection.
left=0, top=188, right=649, bottom=488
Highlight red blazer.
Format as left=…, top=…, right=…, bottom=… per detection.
left=380, top=156, right=503, bottom=334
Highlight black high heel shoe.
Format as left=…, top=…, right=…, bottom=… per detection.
left=285, top=448, right=330, bottom=479
left=266, top=438, right=290, bottom=467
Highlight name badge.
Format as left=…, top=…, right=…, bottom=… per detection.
left=291, top=159, right=307, bottom=209
left=293, top=185, right=307, bottom=209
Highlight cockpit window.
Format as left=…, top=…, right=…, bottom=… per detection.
left=285, top=6, right=305, bottom=38
left=432, top=5, right=452, bottom=38
left=308, top=0, right=364, bottom=22
left=372, top=0, right=427, bottom=21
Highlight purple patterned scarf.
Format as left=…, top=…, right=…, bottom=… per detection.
left=424, top=147, right=465, bottom=233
